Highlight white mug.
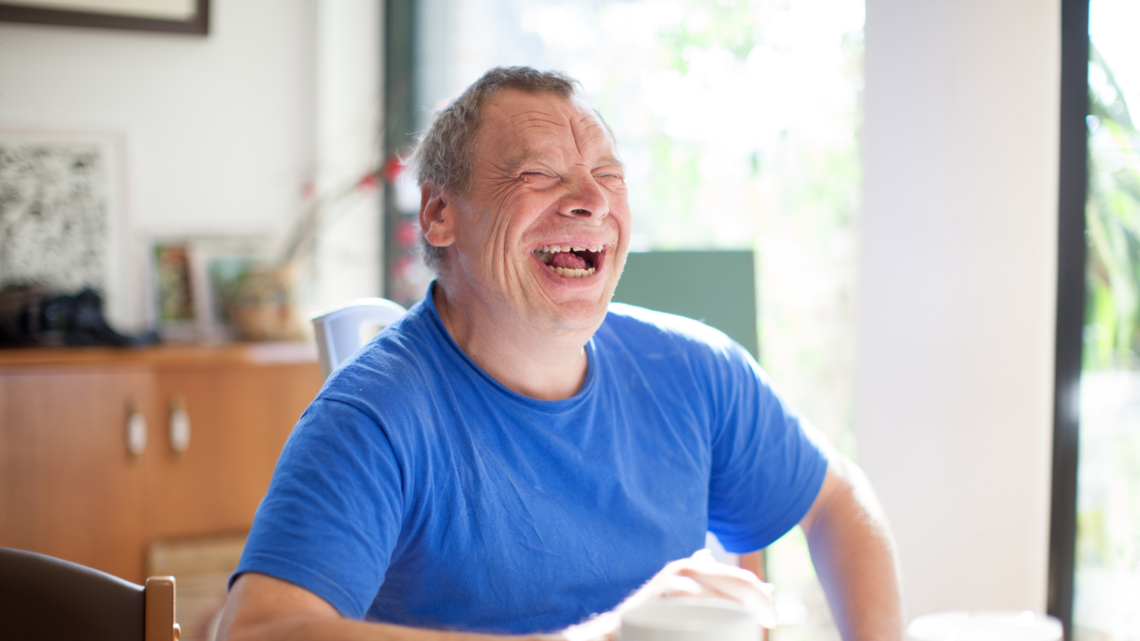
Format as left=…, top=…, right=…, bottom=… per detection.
left=906, top=611, right=1063, bottom=641
left=621, top=597, right=762, bottom=641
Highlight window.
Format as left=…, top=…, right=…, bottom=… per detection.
left=1072, top=1, right=1140, bottom=639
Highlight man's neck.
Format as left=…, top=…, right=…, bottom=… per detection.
left=432, top=283, right=593, bottom=401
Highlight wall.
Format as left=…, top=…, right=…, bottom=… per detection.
left=859, top=0, right=1060, bottom=620
left=0, top=0, right=381, bottom=330
left=309, top=0, right=382, bottom=315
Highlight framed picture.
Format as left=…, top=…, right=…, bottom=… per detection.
left=143, top=235, right=281, bottom=344
left=0, top=0, right=208, bottom=35
left=0, top=128, right=142, bottom=333
left=151, top=241, right=197, bottom=343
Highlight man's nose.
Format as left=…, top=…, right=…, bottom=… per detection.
left=557, top=171, right=609, bottom=221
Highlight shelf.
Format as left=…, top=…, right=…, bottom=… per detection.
left=0, top=342, right=318, bottom=368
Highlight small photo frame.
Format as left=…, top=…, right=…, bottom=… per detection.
left=145, top=235, right=281, bottom=343
left=152, top=242, right=197, bottom=342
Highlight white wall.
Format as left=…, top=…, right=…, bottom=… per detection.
left=859, top=0, right=1060, bottom=621
left=0, top=0, right=381, bottom=329
left=309, top=0, right=382, bottom=316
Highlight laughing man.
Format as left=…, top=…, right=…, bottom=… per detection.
left=218, top=67, right=903, bottom=641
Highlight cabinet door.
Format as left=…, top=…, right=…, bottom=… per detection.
left=0, top=366, right=157, bottom=582
left=150, top=362, right=321, bottom=539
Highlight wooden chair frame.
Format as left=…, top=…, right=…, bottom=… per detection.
left=0, top=546, right=180, bottom=641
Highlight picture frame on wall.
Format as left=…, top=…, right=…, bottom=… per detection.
left=0, top=128, right=142, bottom=334
left=0, top=0, right=209, bottom=35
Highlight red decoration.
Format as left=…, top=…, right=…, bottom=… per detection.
left=382, top=155, right=405, bottom=183
left=397, top=220, right=421, bottom=248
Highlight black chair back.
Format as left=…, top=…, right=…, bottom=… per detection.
left=0, top=546, right=145, bottom=641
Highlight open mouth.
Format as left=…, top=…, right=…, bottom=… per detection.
left=533, top=244, right=604, bottom=278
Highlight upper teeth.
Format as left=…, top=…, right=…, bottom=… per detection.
left=534, top=244, right=604, bottom=254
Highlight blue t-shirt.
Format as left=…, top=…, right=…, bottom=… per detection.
left=235, top=289, right=827, bottom=635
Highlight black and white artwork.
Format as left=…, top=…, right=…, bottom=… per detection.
left=0, top=142, right=108, bottom=291
left=0, top=131, right=136, bottom=331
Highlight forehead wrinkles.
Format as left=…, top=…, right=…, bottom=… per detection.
left=571, top=110, right=611, bottom=155
left=498, top=107, right=575, bottom=157
left=477, top=95, right=614, bottom=169
left=469, top=106, right=561, bottom=173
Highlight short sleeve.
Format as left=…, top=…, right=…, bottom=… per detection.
left=231, top=398, right=404, bottom=619
left=705, top=343, right=829, bottom=553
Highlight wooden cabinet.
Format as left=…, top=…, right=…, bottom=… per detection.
left=0, top=344, right=323, bottom=583
left=0, top=365, right=155, bottom=581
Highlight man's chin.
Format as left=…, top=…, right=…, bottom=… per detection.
left=525, top=265, right=619, bottom=332
left=543, top=294, right=613, bottom=334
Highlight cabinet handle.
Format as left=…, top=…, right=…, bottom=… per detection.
left=169, top=394, right=191, bottom=455
left=126, top=400, right=147, bottom=458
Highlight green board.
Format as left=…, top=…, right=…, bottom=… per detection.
left=610, top=250, right=759, bottom=360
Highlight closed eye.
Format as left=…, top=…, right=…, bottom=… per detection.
left=594, top=172, right=625, bottom=186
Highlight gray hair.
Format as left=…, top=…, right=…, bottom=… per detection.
left=410, top=66, right=582, bottom=273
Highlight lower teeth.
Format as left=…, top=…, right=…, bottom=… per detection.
left=553, top=267, right=596, bottom=278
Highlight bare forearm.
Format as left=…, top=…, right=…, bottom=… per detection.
left=803, top=460, right=903, bottom=641
left=218, top=574, right=546, bottom=641
left=220, top=550, right=773, bottom=641
left=224, top=616, right=544, bottom=641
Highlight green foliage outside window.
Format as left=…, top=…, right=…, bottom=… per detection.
left=1074, top=31, right=1140, bottom=641
left=1085, top=44, right=1140, bottom=370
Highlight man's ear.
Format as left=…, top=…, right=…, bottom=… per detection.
left=419, top=183, right=456, bottom=248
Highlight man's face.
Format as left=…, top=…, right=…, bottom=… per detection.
left=434, top=89, right=631, bottom=334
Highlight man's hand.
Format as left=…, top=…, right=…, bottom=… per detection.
left=800, top=456, right=904, bottom=641
left=547, top=549, right=777, bottom=641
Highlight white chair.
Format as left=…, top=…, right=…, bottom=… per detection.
left=311, top=298, right=407, bottom=381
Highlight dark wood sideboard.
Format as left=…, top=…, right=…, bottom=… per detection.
left=0, top=344, right=323, bottom=583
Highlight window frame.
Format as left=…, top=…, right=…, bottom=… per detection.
left=1047, top=1, right=1090, bottom=639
